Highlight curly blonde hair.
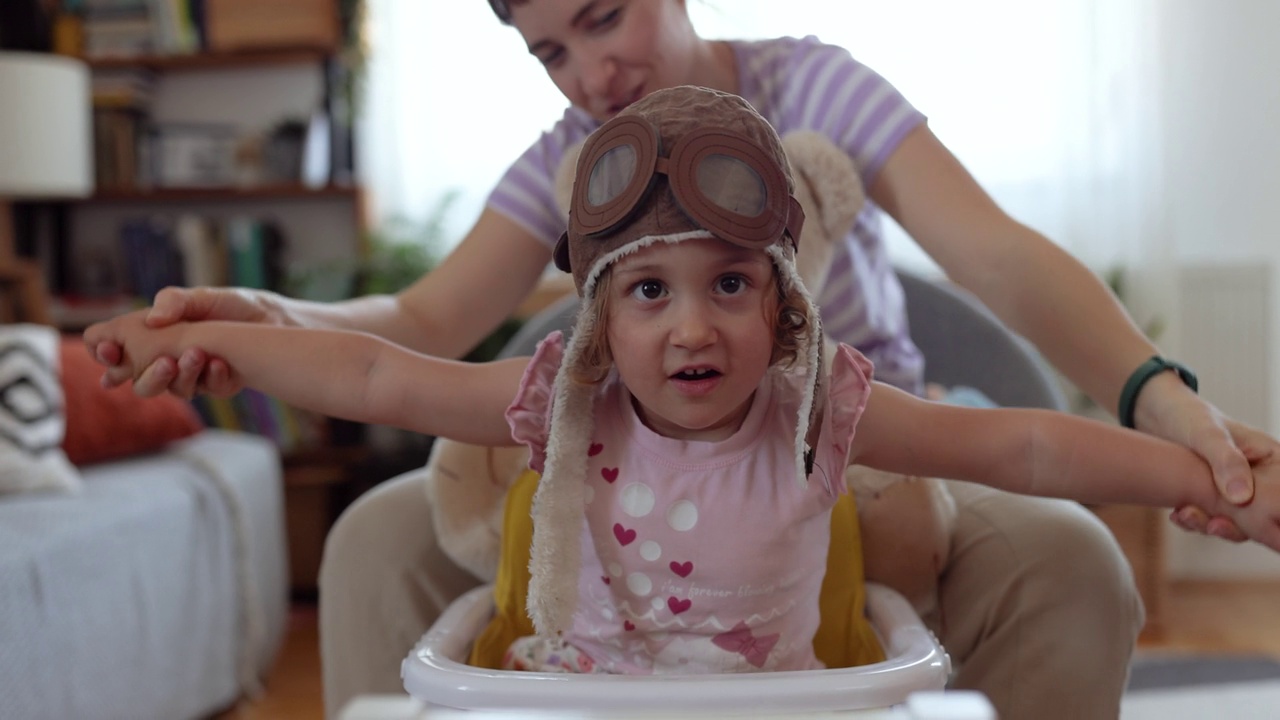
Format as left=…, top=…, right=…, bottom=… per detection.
left=569, top=262, right=812, bottom=385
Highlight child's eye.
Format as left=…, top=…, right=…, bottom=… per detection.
left=715, top=275, right=748, bottom=296
left=629, top=279, right=667, bottom=301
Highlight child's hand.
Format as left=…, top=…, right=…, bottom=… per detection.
left=1217, top=451, right=1280, bottom=552
left=83, top=309, right=174, bottom=387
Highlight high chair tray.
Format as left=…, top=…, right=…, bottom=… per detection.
left=401, top=583, right=949, bottom=714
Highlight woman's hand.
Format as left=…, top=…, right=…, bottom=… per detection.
left=1206, top=451, right=1280, bottom=552
left=87, top=286, right=277, bottom=398
left=1135, top=372, right=1278, bottom=542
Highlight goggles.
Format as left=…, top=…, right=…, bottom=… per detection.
left=554, top=114, right=805, bottom=274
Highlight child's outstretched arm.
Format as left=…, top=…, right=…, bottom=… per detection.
left=83, top=309, right=525, bottom=447
left=850, top=382, right=1280, bottom=551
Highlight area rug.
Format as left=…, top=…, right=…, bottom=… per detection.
left=1127, top=653, right=1280, bottom=691
left=1122, top=654, right=1280, bottom=720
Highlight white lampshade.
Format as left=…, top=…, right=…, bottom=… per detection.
left=0, top=52, right=93, bottom=198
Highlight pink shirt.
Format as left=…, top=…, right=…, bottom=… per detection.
left=507, top=333, right=873, bottom=673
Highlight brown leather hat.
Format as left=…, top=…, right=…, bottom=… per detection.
left=554, top=85, right=805, bottom=296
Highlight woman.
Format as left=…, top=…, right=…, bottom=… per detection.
left=89, top=1, right=1274, bottom=717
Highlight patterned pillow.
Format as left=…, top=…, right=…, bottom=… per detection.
left=0, top=324, right=81, bottom=496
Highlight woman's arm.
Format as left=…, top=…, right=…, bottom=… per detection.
left=89, top=313, right=526, bottom=447
left=871, top=124, right=1269, bottom=530
left=871, top=125, right=1153, bottom=410
left=95, top=209, right=553, bottom=396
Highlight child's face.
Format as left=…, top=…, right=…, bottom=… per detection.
left=605, top=236, right=778, bottom=442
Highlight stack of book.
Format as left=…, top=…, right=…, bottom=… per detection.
left=116, top=213, right=285, bottom=300
left=77, top=0, right=202, bottom=59
left=91, top=68, right=154, bottom=189
left=191, top=388, right=326, bottom=453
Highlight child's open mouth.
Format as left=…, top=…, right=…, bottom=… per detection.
left=670, top=368, right=722, bottom=395
left=672, top=368, right=720, bottom=381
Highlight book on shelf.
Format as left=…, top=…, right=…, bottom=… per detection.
left=71, top=0, right=337, bottom=59
left=224, top=215, right=286, bottom=289
left=115, top=213, right=286, bottom=301
left=172, top=213, right=226, bottom=288
left=118, top=215, right=185, bottom=300
left=77, top=0, right=202, bottom=58
left=92, top=105, right=147, bottom=189
left=190, top=389, right=326, bottom=453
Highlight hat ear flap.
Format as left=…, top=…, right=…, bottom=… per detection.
left=555, top=140, right=587, bottom=223
left=780, top=131, right=865, bottom=296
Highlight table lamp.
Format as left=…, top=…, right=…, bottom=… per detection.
left=0, top=51, right=93, bottom=324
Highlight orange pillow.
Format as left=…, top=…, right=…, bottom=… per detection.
left=59, top=337, right=205, bottom=466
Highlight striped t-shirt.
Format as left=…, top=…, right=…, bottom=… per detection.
left=487, top=35, right=926, bottom=394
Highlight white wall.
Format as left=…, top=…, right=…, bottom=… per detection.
left=1159, top=1, right=1280, bottom=265
left=1157, top=0, right=1280, bottom=579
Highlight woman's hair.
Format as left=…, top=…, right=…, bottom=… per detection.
left=569, top=259, right=812, bottom=385
left=487, top=0, right=523, bottom=24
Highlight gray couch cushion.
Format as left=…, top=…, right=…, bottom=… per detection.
left=0, top=430, right=288, bottom=720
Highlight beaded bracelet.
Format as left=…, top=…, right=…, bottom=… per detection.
left=1118, top=356, right=1199, bottom=429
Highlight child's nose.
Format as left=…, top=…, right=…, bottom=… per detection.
left=669, top=301, right=717, bottom=350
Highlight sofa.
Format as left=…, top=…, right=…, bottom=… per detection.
left=0, top=328, right=289, bottom=720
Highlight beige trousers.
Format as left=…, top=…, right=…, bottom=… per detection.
left=319, top=473, right=1143, bottom=720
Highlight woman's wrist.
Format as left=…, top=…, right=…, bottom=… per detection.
left=1120, top=356, right=1199, bottom=430
left=258, top=290, right=302, bottom=329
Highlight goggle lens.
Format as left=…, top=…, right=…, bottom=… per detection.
left=586, top=144, right=638, bottom=207
left=694, top=153, right=768, bottom=217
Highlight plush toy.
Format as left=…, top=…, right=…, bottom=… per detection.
left=422, top=128, right=956, bottom=613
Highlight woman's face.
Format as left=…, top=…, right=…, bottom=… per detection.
left=508, top=0, right=703, bottom=121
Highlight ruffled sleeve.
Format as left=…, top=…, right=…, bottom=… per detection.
left=504, top=331, right=565, bottom=474
left=815, top=343, right=874, bottom=498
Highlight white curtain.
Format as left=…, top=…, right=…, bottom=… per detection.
left=358, top=0, right=1170, bottom=298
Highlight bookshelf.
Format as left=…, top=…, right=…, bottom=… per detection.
left=52, top=36, right=364, bottom=323
left=46, top=0, right=369, bottom=595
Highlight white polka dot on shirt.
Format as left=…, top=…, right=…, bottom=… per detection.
left=639, top=540, right=662, bottom=561
left=620, top=483, right=656, bottom=517
left=667, top=500, right=698, bottom=531
left=627, top=573, right=652, bottom=596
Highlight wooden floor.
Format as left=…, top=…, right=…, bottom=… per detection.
left=219, top=580, right=1280, bottom=719
left=216, top=605, right=323, bottom=719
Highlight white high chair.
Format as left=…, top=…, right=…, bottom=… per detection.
left=401, top=583, right=948, bottom=714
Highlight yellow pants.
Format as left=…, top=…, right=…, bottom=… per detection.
left=469, top=469, right=886, bottom=670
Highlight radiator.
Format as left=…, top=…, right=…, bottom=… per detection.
left=1175, top=263, right=1273, bottom=432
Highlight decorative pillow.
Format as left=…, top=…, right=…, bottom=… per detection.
left=0, top=324, right=82, bottom=496
left=59, top=337, right=205, bottom=466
